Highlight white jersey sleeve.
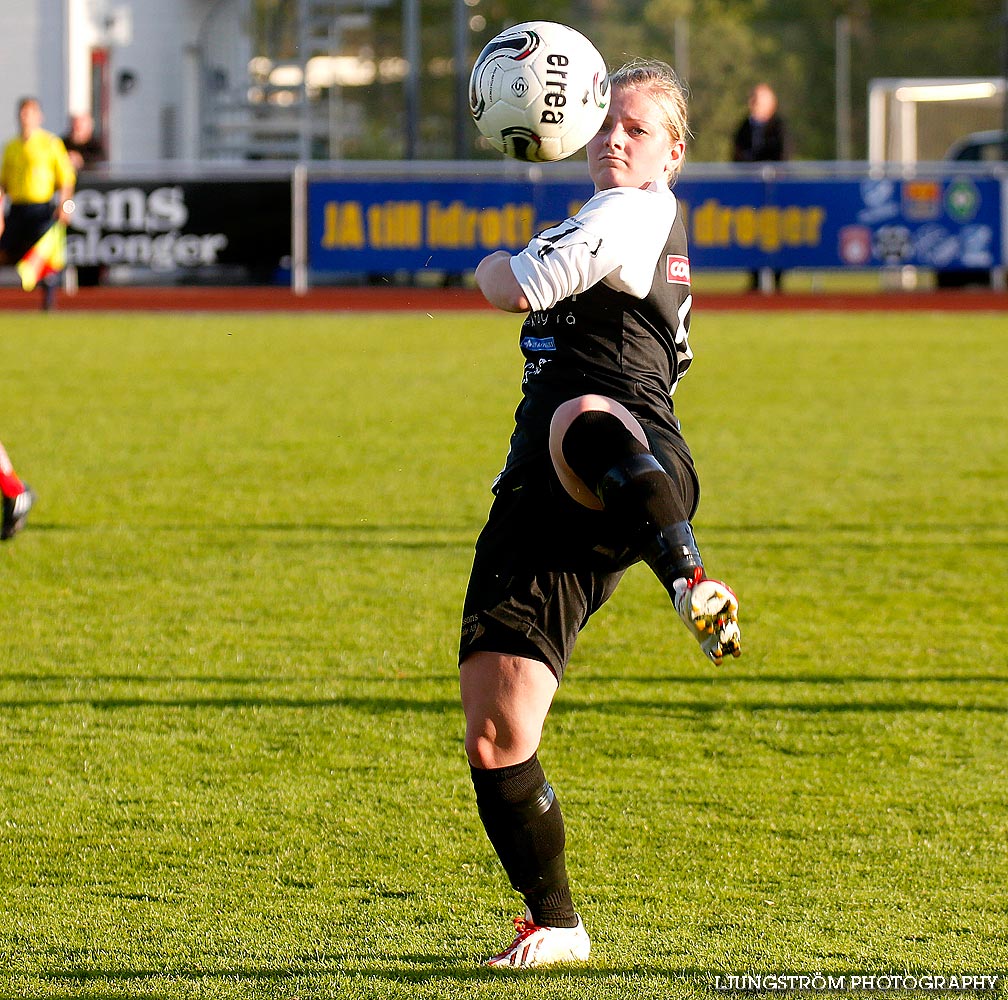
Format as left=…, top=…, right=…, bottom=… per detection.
left=509, top=183, right=680, bottom=313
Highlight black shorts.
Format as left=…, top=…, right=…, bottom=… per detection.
left=459, top=450, right=698, bottom=680
left=0, top=203, right=54, bottom=262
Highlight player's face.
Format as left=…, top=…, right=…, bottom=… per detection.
left=587, top=85, right=684, bottom=192
left=18, top=101, right=43, bottom=136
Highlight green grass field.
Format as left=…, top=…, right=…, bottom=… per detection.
left=1, top=308, right=1006, bottom=1000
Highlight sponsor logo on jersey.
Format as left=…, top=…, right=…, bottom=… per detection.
left=666, top=254, right=690, bottom=285
left=520, top=335, right=556, bottom=352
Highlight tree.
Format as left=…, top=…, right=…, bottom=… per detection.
left=242, top=0, right=1006, bottom=161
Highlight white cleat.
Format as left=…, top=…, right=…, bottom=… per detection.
left=673, top=569, right=741, bottom=665
left=1, top=486, right=35, bottom=542
left=486, top=913, right=591, bottom=969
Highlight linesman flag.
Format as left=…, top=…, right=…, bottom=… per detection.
left=16, top=222, right=67, bottom=292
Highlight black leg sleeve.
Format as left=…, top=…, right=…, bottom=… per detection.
left=470, top=754, right=577, bottom=927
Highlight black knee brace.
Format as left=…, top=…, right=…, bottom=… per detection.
left=561, top=410, right=701, bottom=586
left=561, top=409, right=650, bottom=492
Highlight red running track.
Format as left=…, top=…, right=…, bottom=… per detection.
left=0, top=284, right=1005, bottom=312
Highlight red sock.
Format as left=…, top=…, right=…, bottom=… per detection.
left=0, top=470, right=25, bottom=498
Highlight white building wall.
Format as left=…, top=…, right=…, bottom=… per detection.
left=105, top=0, right=209, bottom=163
left=67, top=0, right=103, bottom=117
left=0, top=0, right=68, bottom=142
left=0, top=0, right=221, bottom=166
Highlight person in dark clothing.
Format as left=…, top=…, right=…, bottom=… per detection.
left=62, top=112, right=106, bottom=171
left=61, top=112, right=105, bottom=285
left=460, top=58, right=741, bottom=970
left=732, top=82, right=790, bottom=164
left=732, top=82, right=791, bottom=291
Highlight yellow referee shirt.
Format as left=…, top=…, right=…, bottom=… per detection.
left=1, top=129, right=76, bottom=205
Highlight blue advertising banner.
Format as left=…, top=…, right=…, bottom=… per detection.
left=677, top=175, right=1001, bottom=271
left=309, top=179, right=588, bottom=273
left=308, top=174, right=1002, bottom=275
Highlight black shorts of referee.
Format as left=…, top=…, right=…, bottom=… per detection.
left=459, top=451, right=699, bottom=681
left=0, top=202, right=56, bottom=263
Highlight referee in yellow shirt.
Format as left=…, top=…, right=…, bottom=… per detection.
left=0, top=96, right=76, bottom=310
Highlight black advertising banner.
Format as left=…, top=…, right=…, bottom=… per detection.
left=67, top=176, right=291, bottom=284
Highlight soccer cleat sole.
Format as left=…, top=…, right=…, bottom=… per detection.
left=678, top=577, right=742, bottom=665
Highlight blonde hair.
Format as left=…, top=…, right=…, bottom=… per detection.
left=608, top=59, right=691, bottom=178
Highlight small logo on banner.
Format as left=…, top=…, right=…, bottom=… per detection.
left=946, top=178, right=980, bottom=222
left=902, top=180, right=942, bottom=221
left=839, top=225, right=872, bottom=265
left=666, top=254, right=690, bottom=285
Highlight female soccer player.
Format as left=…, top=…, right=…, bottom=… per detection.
left=459, top=59, right=741, bottom=969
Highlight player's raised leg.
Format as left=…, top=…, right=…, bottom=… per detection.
left=549, top=395, right=740, bottom=664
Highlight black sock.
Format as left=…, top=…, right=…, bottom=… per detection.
left=470, top=755, right=578, bottom=928
left=561, top=409, right=702, bottom=589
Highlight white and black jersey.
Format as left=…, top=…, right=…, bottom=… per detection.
left=497, top=181, right=696, bottom=497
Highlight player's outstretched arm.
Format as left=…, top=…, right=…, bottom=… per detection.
left=476, top=250, right=530, bottom=313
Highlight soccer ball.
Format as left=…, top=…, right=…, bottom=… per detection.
left=469, top=21, right=610, bottom=162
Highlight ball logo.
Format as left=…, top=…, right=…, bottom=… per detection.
left=468, top=21, right=610, bottom=162
left=666, top=254, right=690, bottom=285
